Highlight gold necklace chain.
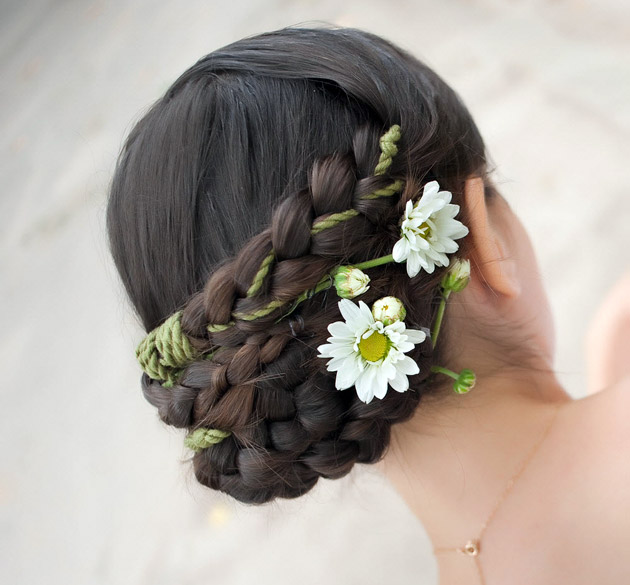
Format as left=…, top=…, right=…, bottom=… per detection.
left=433, top=405, right=561, bottom=585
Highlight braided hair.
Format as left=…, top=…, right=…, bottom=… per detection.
left=107, top=28, right=487, bottom=504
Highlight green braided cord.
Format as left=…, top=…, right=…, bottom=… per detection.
left=361, top=179, right=404, bottom=200
left=162, top=377, right=177, bottom=389
left=207, top=321, right=234, bottom=333
left=246, top=249, right=275, bottom=297
left=233, top=298, right=286, bottom=321
left=136, top=311, right=199, bottom=385
left=374, top=124, right=401, bottom=176
left=184, top=428, right=231, bottom=452
left=311, top=209, right=360, bottom=235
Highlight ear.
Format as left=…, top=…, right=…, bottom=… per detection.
left=464, top=177, right=521, bottom=298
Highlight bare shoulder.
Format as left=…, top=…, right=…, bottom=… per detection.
left=554, top=379, right=630, bottom=550
left=525, top=381, right=630, bottom=582
left=488, top=386, right=630, bottom=584
left=572, top=375, right=630, bottom=441
left=607, top=374, right=630, bottom=402
left=561, top=377, right=630, bottom=469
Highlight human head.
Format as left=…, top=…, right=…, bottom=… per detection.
left=107, top=27, right=488, bottom=503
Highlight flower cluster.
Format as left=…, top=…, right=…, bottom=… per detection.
left=317, top=179, right=474, bottom=403
left=317, top=298, right=426, bottom=404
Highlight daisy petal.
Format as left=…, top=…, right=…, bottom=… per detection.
left=355, top=368, right=376, bottom=403
left=328, top=321, right=353, bottom=339
left=336, top=359, right=361, bottom=389
left=374, top=367, right=389, bottom=400
left=389, top=369, right=410, bottom=393
left=404, top=329, right=427, bottom=344
left=392, top=238, right=410, bottom=262
left=326, top=345, right=356, bottom=358
left=406, top=253, right=421, bottom=277
left=396, top=355, right=420, bottom=376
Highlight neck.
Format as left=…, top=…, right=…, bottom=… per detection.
left=382, top=362, right=571, bottom=548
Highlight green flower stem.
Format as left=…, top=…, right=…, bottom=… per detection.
left=278, top=274, right=333, bottom=321
left=275, top=254, right=399, bottom=323
left=301, top=274, right=334, bottom=300
left=353, top=254, right=395, bottom=271
left=280, top=255, right=398, bottom=321
left=431, top=290, right=451, bottom=348
left=430, top=365, right=460, bottom=380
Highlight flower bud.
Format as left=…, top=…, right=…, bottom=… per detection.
left=333, top=266, right=370, bottom=299
left=453, top=369, right=476, bottom=394
left=441, top=258, right=470, bottom=293
left=372, top=296, right=407, bottom=325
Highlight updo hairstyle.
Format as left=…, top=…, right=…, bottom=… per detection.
left=107, top=28, right=487, bottom=504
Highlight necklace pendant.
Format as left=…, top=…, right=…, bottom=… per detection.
left=461, top=540, right=480, bottom=557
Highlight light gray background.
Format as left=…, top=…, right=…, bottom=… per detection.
left=1, top=1, right=629, bottom=584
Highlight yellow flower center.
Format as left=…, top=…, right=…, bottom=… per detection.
left=417, top=221, right=431, bottom=239
left=358, top=331, right=390, bottom=362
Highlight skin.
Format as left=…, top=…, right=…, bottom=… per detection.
left=586, top=272, right=630, bottom=394
left=382, top=178, right=630, bottom=584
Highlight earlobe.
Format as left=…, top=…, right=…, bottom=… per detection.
left=464, top=177, right=521, bottom=298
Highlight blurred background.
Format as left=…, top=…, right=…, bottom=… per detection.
left=1, top=0, right=629, bottom=583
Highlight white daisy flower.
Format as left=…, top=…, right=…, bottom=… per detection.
left=392, top=181, right=469, bottom=277
left=317, top=298, right=427, bottom=404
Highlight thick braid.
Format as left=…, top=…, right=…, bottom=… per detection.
left=309, top=179, right=403, bottom=232
left=136, top=123, right=439, bottom=504
left=135, top=125, right=404, bottom=387
left=163, top=125, right=436, bottom=504
left=309, top=124, right=402, bottom=234
left=214, top=125, right=403, bottom=324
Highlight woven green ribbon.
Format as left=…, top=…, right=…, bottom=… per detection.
left=136, top=311, right=198, bottom=387
left=184, top=428, right=232, bottom=452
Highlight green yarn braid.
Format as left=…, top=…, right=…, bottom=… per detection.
left=246, top=249, right=275, bottom=297
left=362, top=179, right=404, bottom=200
left=311, top=209, right=360, bottom=234
left=233, top=299, right=285, bottom=321
left=374, top=124, right=401, bottom=175
left=136, top=311, right=199, bottom=387
left=184, top=428, right=231, bottom=451
left=207, top=322, right=233, bottom=333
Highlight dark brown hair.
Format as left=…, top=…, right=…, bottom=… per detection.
left=107, top=27, right=486, bottom=503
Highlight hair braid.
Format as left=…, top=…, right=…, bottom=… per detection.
left=136, top=125, right=402, bottom=386
left=138, top=123, right=431, bottom=503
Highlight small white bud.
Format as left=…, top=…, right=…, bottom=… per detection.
left=372, top=296, right=407, bottom=325
left=333, top=266, right=370, bottom=299
left=441, top=258, right=470, bottom=293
